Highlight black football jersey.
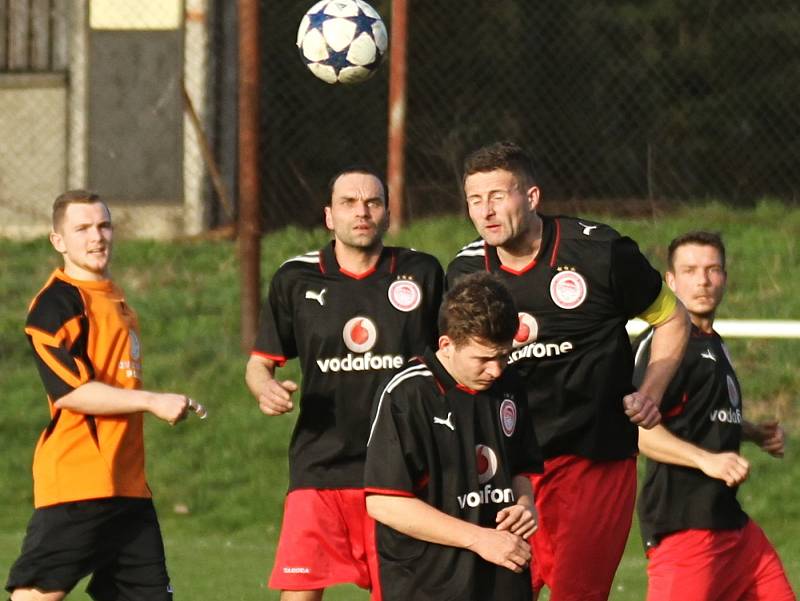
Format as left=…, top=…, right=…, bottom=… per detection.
left=253, top=243, right=444, bottom=490
left=447, top=215, right=663, bottom=460
left=365, top=348, right=542, bottom=601
left=633, top=325, right=748, bottom=550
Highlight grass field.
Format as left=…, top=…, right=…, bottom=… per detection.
left=1, top=201, right=798, bottom=599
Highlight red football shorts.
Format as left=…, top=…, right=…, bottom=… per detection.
left=529, top=455, right=636, bottom=601
left=646, top=519, right=796, bottom=601
left=269, top=488, right=381, bottom=599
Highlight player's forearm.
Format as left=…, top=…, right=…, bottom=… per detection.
left=366, top=494, right=484, bottom=549
left=637, top=301, right=690, bottom=402
left=638, top=423, right=709, bottom=468
left=511, top=475, right=535, bottom=507
left=741, top=420, right=761, bottom=443
left=245, top=355, right=277, bottom=399
left=54, top=381, right=160, bottom=415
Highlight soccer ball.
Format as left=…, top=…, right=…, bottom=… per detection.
left=296, top=0, right=389, bottom=85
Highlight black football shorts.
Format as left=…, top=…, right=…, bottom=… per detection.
left=6, top=497, right=172, bottom=601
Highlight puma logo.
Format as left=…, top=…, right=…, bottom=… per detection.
left=701, top=349, right=717, bottom=362
left=433, top=412, right=455, bottom=431
left=578, top=222, right=598, bottom=236
left=305, top=288, right=327, bottom=306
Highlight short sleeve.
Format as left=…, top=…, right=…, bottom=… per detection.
left=609, top=237, right=663, bottom=318
left=445, top=244, right=485, bottom=291
left=365, top=388, right=426, bottom=497
left=252, top=270, right=297, bottom=364
left=25, top=283, right=94, bottom=400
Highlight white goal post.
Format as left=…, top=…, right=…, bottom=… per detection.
left=626, top=319, right=800, bottom=339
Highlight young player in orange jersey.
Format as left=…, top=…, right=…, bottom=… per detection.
left=6, top=191, right=205, bottom=601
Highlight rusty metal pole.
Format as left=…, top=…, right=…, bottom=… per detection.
left=239, top=0, right=261, bottom=351
left=387, top=0, right=408, bottom=233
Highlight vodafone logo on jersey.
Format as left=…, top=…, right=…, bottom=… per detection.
left=476, top=444, right=498, bottom=484
left=388, top=279, right=422, bottom=312
left=550, top=270, right=588, bottom=310
left=457, top=445, right=514, bottom=509
left=342, top=317, right=377, bottom=353
left=513, top=312, right=538, bottom=348
left=316, top=317, right=404, bottom=373
left=500, top=398, right=517, bottom=437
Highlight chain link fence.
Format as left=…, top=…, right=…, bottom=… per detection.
left=1, top=1, right=798, bottom=237
left=260, top=0, right=800, bottom=229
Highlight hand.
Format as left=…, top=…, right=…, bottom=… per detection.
left=697, top=451, right=750, bottom=487
left=468, top=528, right=531, bottom=573
left=149, top=393, right=192, bottom=425
left=258, top=379, right=298, bottom=415
left=756, top=421, right=785, bottom=458
left=623, top=391, right=661, bottom=429
left=495, top=503, right=538, bottom=539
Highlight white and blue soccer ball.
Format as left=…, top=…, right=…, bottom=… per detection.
left=296, top=0, right=388, bottom=85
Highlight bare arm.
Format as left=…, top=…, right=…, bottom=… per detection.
left=54, top=381, right=196, bottom=425
left=638, top=424, right=750, bottom=487
left=625, top=301, right=690, bottom=428
left=245, top=354, right=298, bottom=415
left=495, top=475, right=538, bottom=538
left=366, top=494, right=531, bottom=572
left=743, top=420, right=785, bottom=458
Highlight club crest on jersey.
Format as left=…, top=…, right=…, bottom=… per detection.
left=388, top=278, right=422, bottom=312
left=513, top=312, right=538, bottom=348
left=500, top=398, right=517, bottom=437
left=342, top=316, right=377, bottom=353
left=550, top=269, right=588, bottom=310
left=726, top=374, right=740, bottom=408
left=476, top=444, right=498, bottom=484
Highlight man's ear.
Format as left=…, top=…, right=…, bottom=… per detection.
left=665, top=271, right=676, bottom=293
left=50, top=230, right=66, bottom=254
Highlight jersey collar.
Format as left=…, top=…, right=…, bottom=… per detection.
left=319, top=241, right=397, bottom=280
left=484, top=215, right=560, bottom=275
left=421, top=347, right=480, bottom=396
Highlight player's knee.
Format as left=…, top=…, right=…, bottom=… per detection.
left=10, top=589, right=67, bottom=601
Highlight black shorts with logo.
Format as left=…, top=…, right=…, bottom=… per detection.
left=6, top=497, right=172, bottom=601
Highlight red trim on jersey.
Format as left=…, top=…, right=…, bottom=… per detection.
left=691, top=329, right=715, bottom=338
left=340, top=265, right=378, bottom=280
left=500, top=258, right=537, bottom=275
left=250, top=350, right=287, bottom=367
left=456, top=383, right=478, bottom=395
left=414, top=471, right=430, bottom=492
left=549, top=218, right=562, bottom=267
left=664, top=392, right=689, bottom=419
left=364, top=487, right=416, bottom=498
left=389, top=248, right=397, bottom=273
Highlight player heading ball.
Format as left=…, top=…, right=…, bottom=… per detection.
left=365, top=272, right=543, bottom=601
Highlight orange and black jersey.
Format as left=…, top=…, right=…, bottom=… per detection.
left=253, top=242, right=444, bottom=491
left=447, top=215, right=664, bottom=460
left=365, top=349, right=542, bottom=601
left=634, top=325, right=748, bottom=551
left=25, top=269, right=150, bottom=508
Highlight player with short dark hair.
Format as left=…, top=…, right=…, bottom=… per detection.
left=245, top=168, right=443, bottom=601
left=634, top=231, right=795, bottom=601
left=365, top=272, right=542, bottom=601
left=447, top=141, right=690, bottom=600
left=6, top=190, right=204, bottom=601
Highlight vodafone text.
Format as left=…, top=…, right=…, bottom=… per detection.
left=510, top=341, right=574, bottom=364
left=316, top=352, right=404, bottom=373
left=457, top=485, right=515, bottom=509
left=710, top=408, right=743, bottom=424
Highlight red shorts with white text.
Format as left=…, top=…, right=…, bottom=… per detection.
left=529, top=455, right=636, bottom=601
left=646, top=520, right=795, bottom=601
left=269, top=488, right=381, bottom=600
